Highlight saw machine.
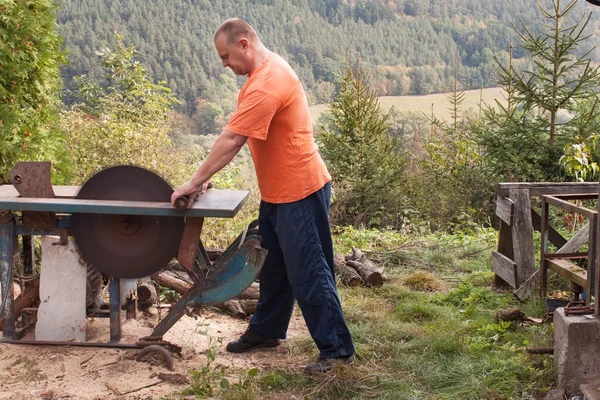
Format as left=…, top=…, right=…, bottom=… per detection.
left=0, top=162, right=267, bottom=354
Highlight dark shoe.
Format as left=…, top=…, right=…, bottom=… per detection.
left=304, top=354, right=355, bottom=373
left=225, top=330, right=281, bottom=353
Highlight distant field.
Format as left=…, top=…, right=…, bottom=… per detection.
left=309, top=87, right=506, bottom=123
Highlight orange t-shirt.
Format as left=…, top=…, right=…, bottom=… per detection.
left=225, top=52, right=331, bottom=204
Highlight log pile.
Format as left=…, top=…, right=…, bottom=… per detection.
left=5, top=246, right=384, bottom=325
left=335, top=247, right=386, bottom=288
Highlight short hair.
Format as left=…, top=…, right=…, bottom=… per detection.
left=214, top=18, right=259, bottom=44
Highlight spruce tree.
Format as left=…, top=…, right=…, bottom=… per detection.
left=317, top=59, right=406, bottom=228
left=511, top=0, right=600, bottom=145
left=476, top=0, right=600, bottom=182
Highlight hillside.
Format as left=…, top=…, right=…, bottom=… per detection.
left=56, top=0, right=600, bottom=114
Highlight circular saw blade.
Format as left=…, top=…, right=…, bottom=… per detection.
left=71, top=166, right=184, bottom=279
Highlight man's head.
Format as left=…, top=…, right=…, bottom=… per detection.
left=214, top=18, right=262, bottom=76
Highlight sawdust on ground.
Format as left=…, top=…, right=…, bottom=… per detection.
left=0, top=307, right=310, bottom=400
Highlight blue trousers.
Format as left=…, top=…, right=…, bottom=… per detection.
left=249, top=182, right=355, bottom=359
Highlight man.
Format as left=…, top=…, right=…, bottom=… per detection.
left=171, top=18, right=355, bottom=373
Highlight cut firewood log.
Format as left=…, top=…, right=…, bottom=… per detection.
left=334, top=253, right=364, bottom=287
left=0, top=278, right=39, bottom=330
left=345, top=247, right=385, bottom=287
left=351, top=247, right=366, bottom=261
left=215, top=299, right=246, bottom=318
left=137, top=277, right=157, bottom=308
left=214, top=299, right=258, bottom=318
left=155, top=272, right=191, bottom=295
left=236, top=282, right=260, bottom=300
left=167, top=260, right=186, bottom=273
left=238, top=299, right=258, bottom=315
left=346, top=259, right=384, bottom=287
left=338, top=263, right=364, bottom=287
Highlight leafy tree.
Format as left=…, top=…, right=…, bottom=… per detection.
left=317, top=59, right=407, bottom=228
left=0, top=0, right=68, bottom=183
left=60, top=35, right=203, bottom=185
left=560, top=133, right=599, bottom=182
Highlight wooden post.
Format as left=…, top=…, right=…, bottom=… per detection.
left=509, top=189, right=536, bottom=287
left=540, top=197, right=549, bottom=298
left=587, top=213, right=597, bottom=304
left=588, top=190, right=600, bottom=318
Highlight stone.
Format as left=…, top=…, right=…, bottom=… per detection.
left=554, top=308, right=600, bottom=396
left=35, top=236, right=87, bottom=341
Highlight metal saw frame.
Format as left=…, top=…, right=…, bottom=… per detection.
left=0, top=162, right=267, bottom=353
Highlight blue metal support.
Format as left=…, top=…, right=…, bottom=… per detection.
left=150, top=237, right=267, bottom=337
left=0, top=216, right=16, bottom=338
left=109, top=278, right=122, bottom=342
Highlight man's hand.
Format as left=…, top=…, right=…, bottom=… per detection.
left=171, top=129, right=246, bottom=209
left=171, top=180, right=211, bottom=209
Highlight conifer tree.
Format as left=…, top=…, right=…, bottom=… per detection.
left=476, top=0, right=600, bottom=182
left=317, top=59, right=406, bottom=227
left=511, top=0, right=600, bottom=145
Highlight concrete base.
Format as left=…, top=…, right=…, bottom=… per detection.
left=581, top=379, right=600, bottom=400
left=35, top=236, right=87, bottom=341
left=543, top=388, right=565, bottom=400
left=554, top=308, right=600, bottom=396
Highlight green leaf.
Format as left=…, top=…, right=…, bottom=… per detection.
left=219, top=378, right=230, bottom=389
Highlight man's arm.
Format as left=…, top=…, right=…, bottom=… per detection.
left=171, top=129, right=247, bottom=207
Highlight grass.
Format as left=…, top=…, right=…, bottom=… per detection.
left=309, top=87, right=506, bottom=124
left=178, top=225, right=558, bottom=399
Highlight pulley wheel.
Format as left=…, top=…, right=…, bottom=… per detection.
left=71, top=166, right=184, bottom=279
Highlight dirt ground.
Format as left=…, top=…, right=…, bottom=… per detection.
left=0, top=307, right=310, bottom=400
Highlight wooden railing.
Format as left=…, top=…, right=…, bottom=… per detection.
left=493, top=183, right=599, bottom=316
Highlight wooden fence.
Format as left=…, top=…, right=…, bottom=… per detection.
left=493, top=183, right=599, bottom=307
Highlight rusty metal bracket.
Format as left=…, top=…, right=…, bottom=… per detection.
left=9, top=162, right=57, bottom=230
left=136, top=344, right=174, bottom=370
left=564, top=300, right=594, bottom=316
left=51, top=229, right=68, bottom=246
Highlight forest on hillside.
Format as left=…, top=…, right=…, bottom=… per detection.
left=57, top=0, right=600, bottom=120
